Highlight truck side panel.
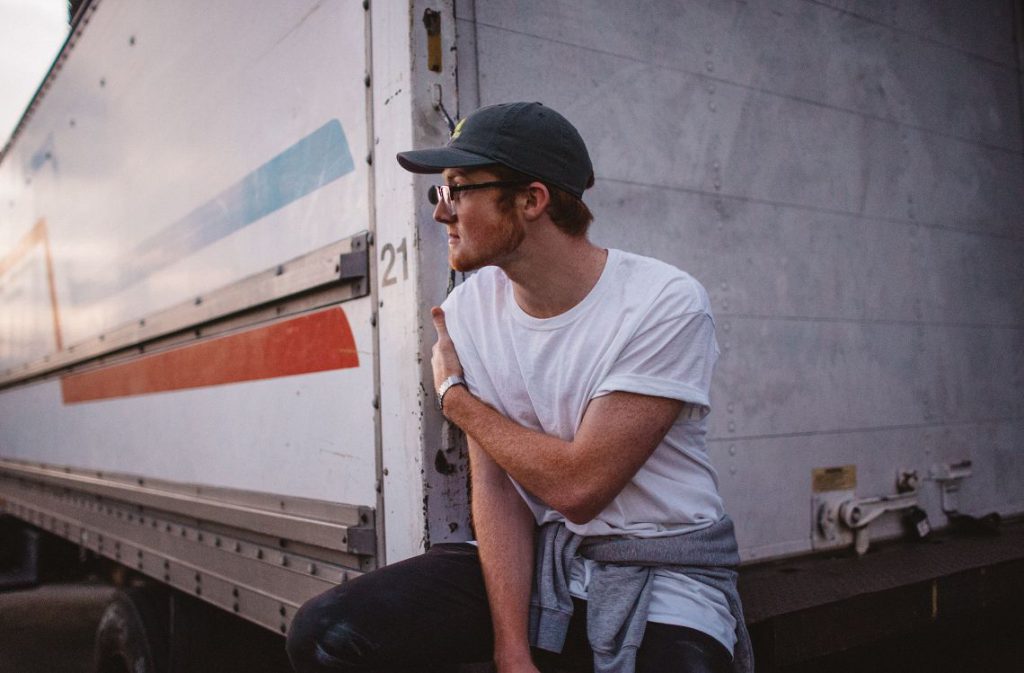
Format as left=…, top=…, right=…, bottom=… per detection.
left=456, top=0, right=1024, bottom=561
left=0, top=0, right=379, bottom=507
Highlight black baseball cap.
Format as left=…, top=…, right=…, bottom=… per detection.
left=396, top=101, right=595, bottom=198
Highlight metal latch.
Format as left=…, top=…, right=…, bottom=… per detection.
left=838, top=492, right=918, bottom=555
left=814, top=488, right=919, bottom=555
left=337, top=231, right=370, bottom=298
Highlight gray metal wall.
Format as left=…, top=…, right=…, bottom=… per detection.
left=455, top=0, right=1024, bottom=561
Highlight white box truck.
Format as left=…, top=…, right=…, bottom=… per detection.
left=2, top=1, right=1022, bottom=670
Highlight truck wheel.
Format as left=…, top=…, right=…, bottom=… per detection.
left=94, top=587, right=168, bottom=673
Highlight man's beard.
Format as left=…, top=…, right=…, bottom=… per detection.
left=449, top=216, right=526, bottom=272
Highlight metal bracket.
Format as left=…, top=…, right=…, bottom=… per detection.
left=928, top=460, right=973, bottom=514
left=338, top=231, right=370, bottom=298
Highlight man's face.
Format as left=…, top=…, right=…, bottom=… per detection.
left=435, top=168, right=525, bottom=272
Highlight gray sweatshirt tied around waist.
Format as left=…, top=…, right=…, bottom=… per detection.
left=528, top=515, right=753, bottom=673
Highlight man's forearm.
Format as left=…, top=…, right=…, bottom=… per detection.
left=469, top=439, right=538, bottom=671
left=445, top=386, right=593, bottom=522
left=442, top=384, right=682, bottom=524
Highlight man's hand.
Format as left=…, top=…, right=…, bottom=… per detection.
left=431, top=307, right=464, bottom=391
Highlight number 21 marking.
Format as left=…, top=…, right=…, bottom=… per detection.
left=381, top=238, right=408, bottom=286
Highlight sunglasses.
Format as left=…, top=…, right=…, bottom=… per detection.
left=427, top=180, right=531, bottom=216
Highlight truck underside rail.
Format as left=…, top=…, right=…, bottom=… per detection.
left=0, top=459, right=375, bottom=635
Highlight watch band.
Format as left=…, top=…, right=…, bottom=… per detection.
left=437, top=374, right=466, bottom=412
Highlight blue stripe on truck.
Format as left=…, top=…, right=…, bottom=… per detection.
left=72, top=119, right=354, bottom=303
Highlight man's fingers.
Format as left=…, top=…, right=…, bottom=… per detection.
left=431, top=307, right=448, bottom=337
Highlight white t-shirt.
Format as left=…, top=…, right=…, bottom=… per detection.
left=443, top=248, right=736, bottom=653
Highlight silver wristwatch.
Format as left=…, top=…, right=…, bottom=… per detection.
left=436, top=374, right=466, bottom=412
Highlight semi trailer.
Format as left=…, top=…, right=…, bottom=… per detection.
left=2, top=1, right=1022, bottom=671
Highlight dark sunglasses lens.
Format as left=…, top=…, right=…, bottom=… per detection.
left=427, top=185, right=439, bottom=205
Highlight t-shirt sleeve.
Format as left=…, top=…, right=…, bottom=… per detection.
left=593, top=310, right=719, bottom=420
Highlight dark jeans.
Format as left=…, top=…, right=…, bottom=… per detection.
left=287, top=543, right=732, bottom=673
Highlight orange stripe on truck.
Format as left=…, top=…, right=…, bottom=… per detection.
left=60, top=307, right=359, bottom=404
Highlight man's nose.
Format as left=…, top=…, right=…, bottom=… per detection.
left=433, top=200, right=454, bottom=224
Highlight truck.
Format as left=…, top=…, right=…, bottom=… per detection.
left=2, top=1, right=1022, bottom=671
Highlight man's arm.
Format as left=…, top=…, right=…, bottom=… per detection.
left=447, top=386, right=681, bottom=524
left=469, top=436, right=540, bottom=673
left=432, top=308, right=683, bottom=525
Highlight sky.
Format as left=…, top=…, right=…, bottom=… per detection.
left=0, top=0, right=69, bottom=144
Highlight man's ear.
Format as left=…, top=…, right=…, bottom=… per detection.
left=521, top=181, right=551, bottom=222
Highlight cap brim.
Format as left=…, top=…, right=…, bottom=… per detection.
left=396, top=147, right=496, bottom=174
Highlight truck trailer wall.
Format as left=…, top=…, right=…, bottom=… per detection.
left=453, top=0, right=1024, bottom=561
left=0, top=0, right=378, bottom=508
left=0, top=0, right=388, bottom=633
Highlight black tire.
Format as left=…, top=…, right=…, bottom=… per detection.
left=94, top=586, right=168, bottom=673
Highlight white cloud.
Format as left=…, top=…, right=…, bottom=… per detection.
left=0, top=0, right=69, bottom=142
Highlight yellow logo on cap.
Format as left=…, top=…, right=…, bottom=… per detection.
left=451, top=118, right=466, bottom=140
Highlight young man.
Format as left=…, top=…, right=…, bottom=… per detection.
left=287, top=102, right=751, bottom=673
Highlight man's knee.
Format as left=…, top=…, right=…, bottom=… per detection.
left=286, top=586, right=374, bottom=673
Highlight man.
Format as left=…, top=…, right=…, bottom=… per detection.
left=287, top=102, right=750, bottom=673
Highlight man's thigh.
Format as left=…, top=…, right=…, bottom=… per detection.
left=533, top=601, right=732, bottom=673
left=636, top=622, right=733, bottom=673
left=287, top=543, right=494, bottom=673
